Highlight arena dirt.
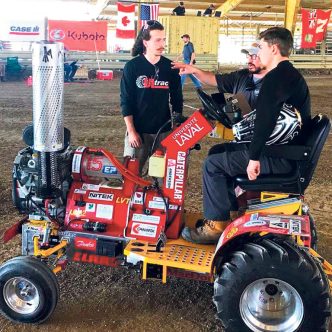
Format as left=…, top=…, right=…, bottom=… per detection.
left=0, top=73, right=331, bottom=331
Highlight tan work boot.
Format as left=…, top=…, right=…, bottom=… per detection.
left=181, top=219, right=230, bottom=244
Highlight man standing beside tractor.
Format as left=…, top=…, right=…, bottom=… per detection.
left=120, top=20, right=183, bottom=174
left=180, top=27, right=311, bottom=244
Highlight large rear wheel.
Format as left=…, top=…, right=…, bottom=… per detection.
left=214, top=238, right=331, bottom=332
left=0, top=256, right=59, bottom=324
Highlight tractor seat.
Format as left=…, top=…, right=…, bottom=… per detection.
left=235, top=114, right=331, bottom=195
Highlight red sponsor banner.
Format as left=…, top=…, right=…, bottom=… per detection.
left=315, top=9, right=331, bottom=41
left=116, top=3, right=136, bottom=39
left=301, top=9, right=331, bottom=48
left=48, top=20, right=107, bottom=51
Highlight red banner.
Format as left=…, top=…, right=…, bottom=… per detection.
left=48, top=20, right=107, bottom=51
left=116, top=3, right=136, bottom=39
left=301, top=9, right=331, bottom=48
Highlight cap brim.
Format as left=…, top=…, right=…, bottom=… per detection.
left=241, top=47, right=259, bottom=55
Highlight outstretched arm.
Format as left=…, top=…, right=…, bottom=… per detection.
left=172, top=62, right=217, bottom=86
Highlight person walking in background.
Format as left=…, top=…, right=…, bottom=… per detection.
left=180, top=34, right=202, bottom=89
left=120, top=20, right=183, bottom=174
left=172, top=2, right=185, bottom=16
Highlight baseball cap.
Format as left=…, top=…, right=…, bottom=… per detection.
left=241, top=42, right=259, bottom=55
left=181, top=34, right=190, bottom=39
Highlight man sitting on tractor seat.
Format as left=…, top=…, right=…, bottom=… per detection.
left=181, top=27, right=312, bottom=244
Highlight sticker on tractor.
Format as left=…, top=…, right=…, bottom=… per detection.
left=102, top=165, right=118, bottom=175
left=269, top=220, right=289, bottom=229
left=132, top=213, right=160, bottom=224
left=88, top=192, right=114, bottom=201
left=250, top=213, right=259, bottom=220
left=243, top=220, right=267, bottom=227
left=165, top=159, right=176, bottom=189
left=74, top=189, right=86, bottom=194
left=226, top=227, right=238, bottom=239
left=148, top=200, right=166, bottom=210
left=82, top=183, right=100, bottom=191
left=169, top=204, right=180, bottom=210
left=74, top=237, right=97, bottom=251
left=72, top=153, right=82, bottom=173
left=69, top=209, right=86, bottom=218
left=96, top=204, right=113, bottom=219
left=174, top=152, right=186, bottom=200
left=290, top=220, right=302, bottom=234
left=86, top=203, right=96, bottom=213
left=133, top=192, right=143, bottom=204
left=75, top=146, right=86, bottom=153
left=131, top=222, right=157, bottom=238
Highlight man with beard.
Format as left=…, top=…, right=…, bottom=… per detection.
left=120, top=20, right=183, bottom=174
left=172, top=43, right=267, bottom=110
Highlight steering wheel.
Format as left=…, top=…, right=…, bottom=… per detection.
left=196, top=89, right=232, bottom=129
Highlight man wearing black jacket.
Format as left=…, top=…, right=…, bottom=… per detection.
left=181, top=27, right=311, bottom=244
left=120, top=21, right=183, bottom=173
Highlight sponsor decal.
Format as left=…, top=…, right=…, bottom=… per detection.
left=250, top=213, right=259, bottom=220
left=102, top=165, right=118, bottom=175
left=243, top=220, right=267, bottom=227
left=133, top=192, right=143, bottom=205
left=172, top=118, right=204, bottom=147
left=131, top=222, right=157, bottom=238
left=136, top=75, right=169, bottom=89
left=88, top=192, right=114, bottom=201
left=72, top=153, right=82, bottom=173
left=87, top=157, right=103, bottom=171
left=290, top=220, right=301, bottom=234
left=75, top=146, right=86, bottom=153
left=226, top=227, right=238, bottom=239
left=174, top=151, right=186, bottom=200
left=74, top=189, right=86, bottom=194
left=69, top=209, right=86, bottom=218
left=116, top=197, right=130, bottom=204
left=148, top=200, right=166, bottom=210
left=86, top=203, right=96, bottom=213
left=132, top=214, right=160, bottom=224
left=74, top=237, right=97, bottom=252
left=165, top=159, right=176, bottom=189
left=82, top=183, right=100, bottom=191
left=269, top=219, right=289, bottom=230
left=169, top=204, right=180, bottom=210
left=96, top=204, right=114, bottom=220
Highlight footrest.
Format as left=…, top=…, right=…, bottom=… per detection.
left=124, top=239, right=215, bottom=283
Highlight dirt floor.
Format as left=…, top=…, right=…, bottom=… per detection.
left=0, top=72, right=331, bottom=332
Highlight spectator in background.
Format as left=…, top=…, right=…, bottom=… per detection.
left=180, top=34, right=202, bottom=89
left=172, top=2, right=185, bottom=16
left=203, top=4, right=216, bottom=17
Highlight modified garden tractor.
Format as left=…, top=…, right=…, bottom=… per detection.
left=0, top=41, right=331, bottom=332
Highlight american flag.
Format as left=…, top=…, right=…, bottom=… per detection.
left=140, top=4, right=159, bottom=28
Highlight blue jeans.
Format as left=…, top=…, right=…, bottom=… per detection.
left=181, top=60, right=202, bottom=88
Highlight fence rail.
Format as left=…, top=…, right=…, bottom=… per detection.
left=0, top=51, right=331, bottom=71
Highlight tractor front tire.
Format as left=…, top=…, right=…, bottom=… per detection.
left=0, top=256, right=59, bottom=324
left=214, top=238, right=331, bottom=332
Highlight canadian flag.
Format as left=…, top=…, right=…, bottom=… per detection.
left=116, top=3, right=136, bottom=39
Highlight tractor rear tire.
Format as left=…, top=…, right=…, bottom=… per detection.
left=213, top=237, right=331, bottom=332
left=0, top=256, right=59, bottom=324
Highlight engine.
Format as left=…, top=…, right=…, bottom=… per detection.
left=12, top=144, right=73, bottom=221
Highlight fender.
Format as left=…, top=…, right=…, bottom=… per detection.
left=212, top=212, right=311, bottom=270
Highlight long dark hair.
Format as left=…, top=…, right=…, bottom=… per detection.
left=132, top=20, right=164, bottom=56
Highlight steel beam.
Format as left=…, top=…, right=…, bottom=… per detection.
left=284, top=0, right=301, bottom=34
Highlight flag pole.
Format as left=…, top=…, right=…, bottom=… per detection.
left=137, top=0, right=141, bottom=37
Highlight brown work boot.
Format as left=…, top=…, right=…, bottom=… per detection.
left=181, top=219, right=230, bottom=244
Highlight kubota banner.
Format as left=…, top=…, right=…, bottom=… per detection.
left=301, top=9, right=331, bottom=48
left=48, top=20, right=107, bottom=51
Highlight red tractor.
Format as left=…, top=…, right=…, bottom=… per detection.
left=0, top=42, right=331, bottom=332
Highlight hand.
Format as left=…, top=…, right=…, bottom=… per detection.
left=247, top=160, right=260, bottom=181
left=128, top=130, right=142, bottom=148
left=171, top=62, right=195, bottom=75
